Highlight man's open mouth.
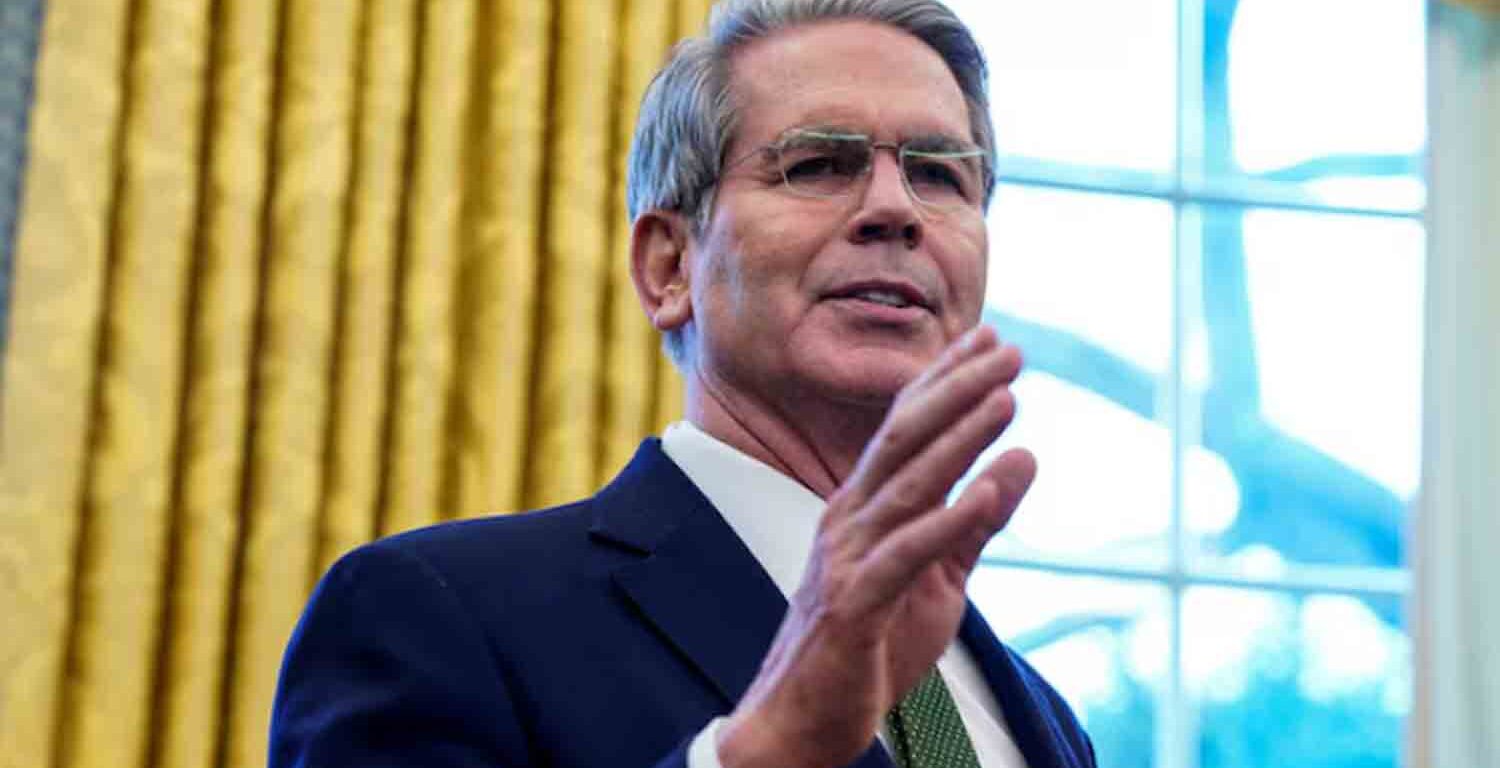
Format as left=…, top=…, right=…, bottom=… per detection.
left=824, top=281, right=933, bottom=312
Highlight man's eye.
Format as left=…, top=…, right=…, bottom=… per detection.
left=783, top=154, right=840, bottom=180
left=906, top=159, right=968, bottom=196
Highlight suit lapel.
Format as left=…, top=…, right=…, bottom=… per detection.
left=591, top=440, right=897, bottom=768
left=959, top=604, right=1087, bottom=768
left=610, top=514, right=785, bottom=704
left=590, top=439, right=788, bottom=704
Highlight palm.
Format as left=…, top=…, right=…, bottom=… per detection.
left=884, top=549, right=975, bottom=691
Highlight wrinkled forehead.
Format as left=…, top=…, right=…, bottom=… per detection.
left=724, top=20, right=974, bottom=155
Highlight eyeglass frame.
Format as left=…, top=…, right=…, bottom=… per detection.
left=716, top=126, right=993, bottom=211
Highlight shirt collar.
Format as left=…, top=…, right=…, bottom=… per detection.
left=660, top=421, right=825, bottom=597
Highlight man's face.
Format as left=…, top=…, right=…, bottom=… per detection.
left=686, top=19, right=989, bottom=410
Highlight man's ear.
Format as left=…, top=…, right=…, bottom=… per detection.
left=629, top=210, right=695, bottom=333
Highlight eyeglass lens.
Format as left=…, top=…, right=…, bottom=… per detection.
left=774, top=133, right=982, bottom=208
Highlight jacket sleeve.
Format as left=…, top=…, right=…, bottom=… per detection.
left=268, top=541, right=699, bottom=768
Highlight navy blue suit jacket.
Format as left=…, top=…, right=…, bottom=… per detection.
left=269, top=439, right=1096, bottom=767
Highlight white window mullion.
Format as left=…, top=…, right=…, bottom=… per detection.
left=1170, top=0, right=1203, bottom=765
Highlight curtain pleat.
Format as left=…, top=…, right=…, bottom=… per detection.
left=380, top=0, right=474, bottom=536
left=679, top=0, right=717, bottom=40
left=0, top=0, right=131, bottom=764
left=528, top=0, right=622, bottom=509
left=451, top=0, right=550, bottom=519
left=599, top=0, right=676, bottom=486
left=155, top=1, right=281, bottom=766
left=223, top=2, right=362, bottom=767
left=315, top=0, right=417, bottom=576
left=58, top=1, right=213, bottom=766
left=2, top=2, right=705, bottom=766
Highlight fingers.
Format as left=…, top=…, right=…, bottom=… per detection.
left=811, top=324, right=1030, bottom=617
left=851, top=479, right=996, bottom=610
left=860, top=384, right=1015, bottom=536
left=852, top=448, right=1035, bottom=609
left=902, top=324, right=998, bottom=393
left=949, top=448, right=1036, bottom=570
left=847, top=332, right=1021, bottom=504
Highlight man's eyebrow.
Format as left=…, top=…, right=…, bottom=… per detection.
left=782, top=126, right=977, bottom=150
left=903, top=132, right=978, bottom=151
left=782, top=123, right=865, bottom=139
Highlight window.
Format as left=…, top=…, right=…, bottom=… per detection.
left=945, top=1, right=1424, bottom=766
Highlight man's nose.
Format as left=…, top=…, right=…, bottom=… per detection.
left=847, top=151, right=923, bottom=248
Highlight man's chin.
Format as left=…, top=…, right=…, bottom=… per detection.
left=802, top=353, right=929, bottom=407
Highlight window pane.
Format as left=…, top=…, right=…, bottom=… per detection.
left=986, top=184, right=1175, bottom=376
left=978, top=185, right=1175, bottom=567
left=970, top=568, right=1167, bottom=768
left=1197, top=0, right=1427, bottom=211
left=967, top=371, right=1170, bottom=565
left=1184, top=587, right=1408, bottom=768
left=1188, top=206, right=1422, bottom=569
left=947, top=0, right=1177, bottom=176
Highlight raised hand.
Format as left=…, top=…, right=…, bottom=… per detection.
left=718, top=324, right=1037, bottom=768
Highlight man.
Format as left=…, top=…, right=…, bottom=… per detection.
left=269, top=1, right=1096, bottom=766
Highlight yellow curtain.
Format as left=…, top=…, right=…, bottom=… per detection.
left=0, top=0, right=710, bottom=766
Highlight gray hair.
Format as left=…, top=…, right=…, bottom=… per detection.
left=626, top=0, right=995, bottom=366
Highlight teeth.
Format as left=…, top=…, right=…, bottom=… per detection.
left=853, top=289, right=912, bottom=308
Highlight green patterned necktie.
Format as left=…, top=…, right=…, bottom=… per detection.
left=886, top=669, right=983, bottom=768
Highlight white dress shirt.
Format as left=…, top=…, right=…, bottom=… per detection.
left=662, top=421, right=1027, bottom=768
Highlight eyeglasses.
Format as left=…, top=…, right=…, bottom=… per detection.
left=722, top=128, right=989, bottom=210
